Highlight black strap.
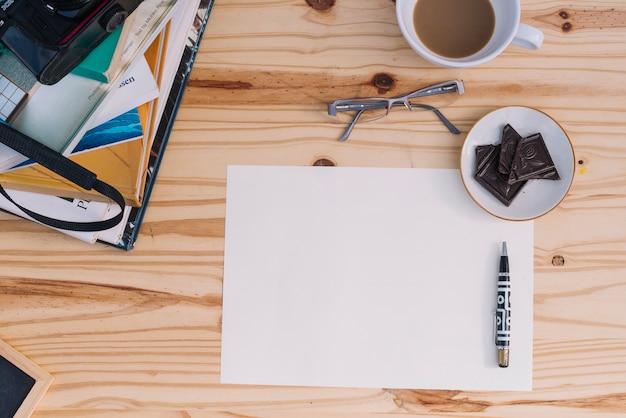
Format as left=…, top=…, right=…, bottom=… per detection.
left=0, top=122, right=125, bottom=232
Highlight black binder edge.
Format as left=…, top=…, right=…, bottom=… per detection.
left=107, top=0, right=215, bottom=250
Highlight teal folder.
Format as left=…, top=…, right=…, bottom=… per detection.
left=71, top=26, right=123, bottom=83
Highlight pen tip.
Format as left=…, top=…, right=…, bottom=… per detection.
left=498, top=348, right=509, bottom=368
left=502, top=241, right=508, bottom=257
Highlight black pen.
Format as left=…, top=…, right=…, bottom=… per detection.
left=495, top=241, right=511, bottom=368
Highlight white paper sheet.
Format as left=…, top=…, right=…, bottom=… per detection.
left=221, top=166, right=533, bottom=391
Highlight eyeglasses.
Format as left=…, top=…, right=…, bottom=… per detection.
left=328, top=80, right=464, bottom=142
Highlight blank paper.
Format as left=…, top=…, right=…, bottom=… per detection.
left=221, top=166, right=533, bottom=391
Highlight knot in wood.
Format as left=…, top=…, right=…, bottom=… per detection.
left=372, top=73, right=395, bottom=94
left=562, top=22, right=573, bottom=32
left=312, top=158, right=336, bottom=166
left=305, top=0, right=335, bottom=11
left=552, top=255, right=565, bottom=266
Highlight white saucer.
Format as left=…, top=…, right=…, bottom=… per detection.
left=460, top=106, right=575, bottom=221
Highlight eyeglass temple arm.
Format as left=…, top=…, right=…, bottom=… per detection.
left=410, top=103, right=460, bottom=134
left=339, top=109, right=366, bottom=142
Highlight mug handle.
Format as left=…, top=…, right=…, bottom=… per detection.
left=511, top=23, right=544, bottom=50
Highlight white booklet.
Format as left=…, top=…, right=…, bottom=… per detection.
left=221, top=166, right=534, bottom=391
left=0, top=189, right=132, bottom=244
left=88, top=56, right=159, bottom=128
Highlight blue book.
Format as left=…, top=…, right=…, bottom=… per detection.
left=73, top=108, right=143, bottom=153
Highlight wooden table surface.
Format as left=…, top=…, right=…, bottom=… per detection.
left=2, top=0, right=626, bottom=416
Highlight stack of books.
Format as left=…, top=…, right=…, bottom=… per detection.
left=0, top=0, right=214, bottom=249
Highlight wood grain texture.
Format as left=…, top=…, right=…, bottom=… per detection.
left=1, top=0, right=626, bottom=416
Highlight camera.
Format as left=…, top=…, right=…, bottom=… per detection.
left=0, top=0, right=144, bottom=85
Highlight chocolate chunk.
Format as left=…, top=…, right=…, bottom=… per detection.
left=507, top=133, right=560, bottom=184
left=475, top=144, right=527, bottom=206
left=476, top=144, right=498, bottom=172
left=498, top=124, right=522, bottom=175
left=531, top=169, right=561, bottom=181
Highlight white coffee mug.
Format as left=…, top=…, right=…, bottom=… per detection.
left=396, top=0, right=544, bottom=68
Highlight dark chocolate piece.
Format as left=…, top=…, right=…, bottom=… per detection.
left=476, top=144, right=498, bottom=172
left=475, top=144, right=527, bottom=206
left=507, top=133, right=560, bottom=184
left=530, top=169, right=560, bottom=181
left=498, top=124, right=522, bottom=175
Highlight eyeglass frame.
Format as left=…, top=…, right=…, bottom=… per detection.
left=328, top=79, right=464, bottom=141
